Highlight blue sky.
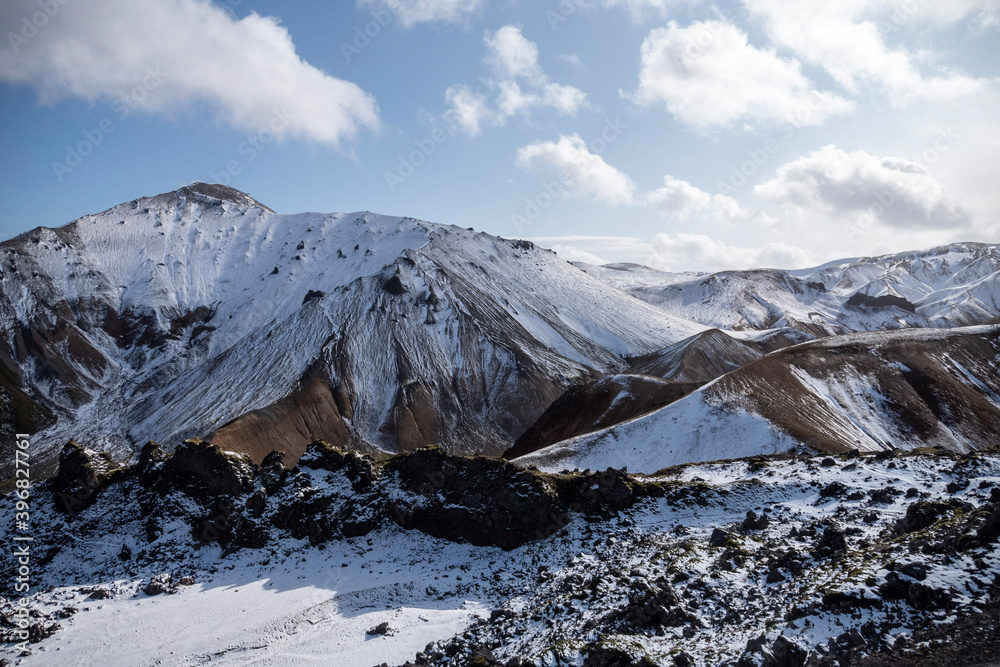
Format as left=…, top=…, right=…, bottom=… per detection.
left=1, top=0, right=998, bottom=271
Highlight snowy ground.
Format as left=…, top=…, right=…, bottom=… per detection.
left=3, top=447, right=998, bottom=666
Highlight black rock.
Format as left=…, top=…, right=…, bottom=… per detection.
left=819, top=481, right=848, bottom=498
left=367, top=621, right=391, bottom=636
left=710, top=528, right=732, bottom=548
left=813, top=526, right=847, bottom=558
left=52, top=441, right=122, bottom=514
left=897, top=499, right=973, bottom=534
left=742, top=510, right=770, bottom=532
left=766, top=635, right=808, bottom=667
left=144, top=573, right=174, bottom=596
left=977, top=503, right=1000, bottom=543
left=388, top=447, right=569, bottom=551
left=899, top=562, right=927, bottom=581
left=156, top=439, right=255, bottom=499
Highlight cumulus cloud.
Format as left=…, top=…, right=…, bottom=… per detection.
left=603, top=0, right=682, bottom=18
left=632, top=20, right=853, bottom=131
left=743, top=0, right=984, bottom=102
left=515, top=135, right=774, bottom=225
left=527, top=235, right=653, bottom=265
left=486, top=24, right=545, bottom=83
left=526, top=234, right=812, bottom=272
left=645, top=175, right=774, bottom=225
left=649, top=233, right=812, bottom=272
left=0, top=0, right=380, bottom=147
left=515, top=134, right=637, bottom=206
left=445, top=25, right=587, bottom=136
left=444, top=86, right=495, bottom=136
left=359, top=0, right=486, bottom=27
left=755, top=145, right=972, bottom=229
left=547, top=244, right=609, bottom=265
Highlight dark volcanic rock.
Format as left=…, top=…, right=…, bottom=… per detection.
left=143, top=573, right=174, bottom=596
left=52, top=441, right=123, bottom=514
left=710, top=528, right=732, bottom=548
left=977, top=502, right=1000, bottom=543
left=387, top=447, right=566, bottom=550
left=896, top=499, right=973, bottom=534
left=552, top=467, right=640, bottom=514
left=297, top=440, right=377, bottom=491
left=742, top=510, right=770, bottom=532
left=618, top=581, right=699, bottom=630
left=813, top=526, right=848, bottom=558
left=155, top=439, right=255, bottom=498
left=767, top=635, right=809, bottom=667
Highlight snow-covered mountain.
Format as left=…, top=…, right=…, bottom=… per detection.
left=514, top=324, right=1000, bottom=474
left=577, top=243, right=1000, bottom=336
left=0, top=184, right=704, bottom=477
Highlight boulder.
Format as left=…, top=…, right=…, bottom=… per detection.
left=156, top=439, right=255, bottom=499
left=52, top=441, right=122, bottom=514
left=143, top=573, right=174, bottom=596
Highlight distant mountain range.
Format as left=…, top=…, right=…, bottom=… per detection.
left=2, top=183, right=999, bottom=480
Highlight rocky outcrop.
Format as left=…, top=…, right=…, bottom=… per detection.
left=51, top=441, right=124, bottom=514
left=387, top=447, right=568, bottom=550
left=155, top=439, right=255, bottom=499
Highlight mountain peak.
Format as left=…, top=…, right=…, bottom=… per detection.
left=168, top=182, right=273, bottom=213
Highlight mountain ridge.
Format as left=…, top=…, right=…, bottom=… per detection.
left=0, top=184, right=703, bottom=479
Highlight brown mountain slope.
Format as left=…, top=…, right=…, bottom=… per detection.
left=502, top=374, right=700, bottom=460
left=513, top=325, right=1000, bottom=474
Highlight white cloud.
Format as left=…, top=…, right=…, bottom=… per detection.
left=541, top=83, right=588, bottom=115
left=526, top=234, right=813, bottom=272
left=360, top=0, right=486, bottom=27
left=603, top=0, right=682, bottom=19
left=755, top=145, right=972, bottom=229
left=515, top=137, right=774, bottom=225
left=547, top=244, right=608, bottom=265
left=632, top=20, right=853, bottom=131
left=743, top=0, right=984, bottom=102
left=445, top=26, right=588, bottom=135
left=646, top=175, right=777, bottom=226
left=443, top=85, right=495, bottom=136
left=527, top=235, right=653, bottom=264
left=515, top=134, right=637, bottom=206
left=0, top=0, right=380, bottom=147
left=649, top=233, right=813, bottom=272
left=486, top=25, right=544, bottom=84
left=555, top=53, right=584, bottom=68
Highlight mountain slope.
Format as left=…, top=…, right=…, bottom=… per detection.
left=502, top=374, right=700, bottom=461
left=514, top=324, right=1000, bottom=473
left=0, top=184, right=704, bottom=477
left=577, top=243, right=1000, bottom=336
